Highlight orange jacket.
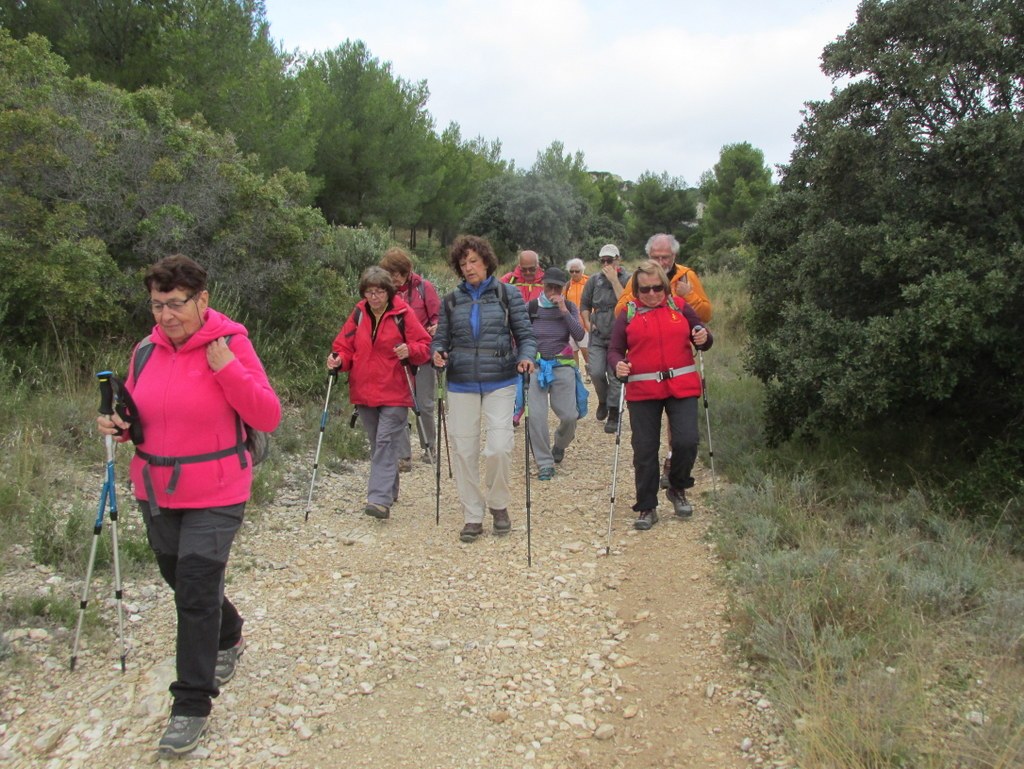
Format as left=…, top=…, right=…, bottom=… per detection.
left=565, top=275, right=588, bottom=328
left=615, top=264, right=712, bottom=324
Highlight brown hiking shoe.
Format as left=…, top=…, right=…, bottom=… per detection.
left=666, top=488, right=693, bottom=518
left=459, top=522, right=483, bottom=542
left=490, top=508, right=511, bottom=534
left=634, top=509, right=658, bottom=531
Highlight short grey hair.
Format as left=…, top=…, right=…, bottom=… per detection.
left=644, top=233, right=680, bottom=257
left=566, top=258, right=585, bottom=272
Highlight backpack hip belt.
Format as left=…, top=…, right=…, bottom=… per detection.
left=627, top=364, right=697, bottom=382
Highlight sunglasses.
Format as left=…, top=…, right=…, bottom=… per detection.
left=637, top=285, right=665, bottom=294
left=599, top=258, right=615, bottom=264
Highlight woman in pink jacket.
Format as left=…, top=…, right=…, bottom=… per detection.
left=328, top=266, right=432, bottom=519
left=98, top=254, right=280, bottom=756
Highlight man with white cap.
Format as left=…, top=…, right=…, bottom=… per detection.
left=580, top=244, right=630, bottom=434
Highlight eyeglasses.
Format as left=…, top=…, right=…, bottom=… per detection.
left=149, top=295, right=195, bottom=313
left=637, top=285, right=666, bottom=295
left=364, top=288, right=388, bottom=297
left=520, top=266, right=538, bottom=273
left=569, top=269, right=582, bottom=273
left=599, top=257, right=615, bottom=264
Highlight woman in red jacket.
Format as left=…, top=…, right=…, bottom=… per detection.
left=608, top=260, right=713, bottom=531
left=328, top=266, right=432, bottom=519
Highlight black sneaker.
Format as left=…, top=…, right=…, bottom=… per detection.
left=215, top=637, right=245, bottom=686
left=634, top=509, right=658, bottom=531
left=596, top=402, right=608, bottom=421
left=552, top=445, right=565, bottom=463
left=158, top=715, right=208, bottom=756
left=604, top=408, right=619, bottom=434
left=666, top=488, right=693, bottom=518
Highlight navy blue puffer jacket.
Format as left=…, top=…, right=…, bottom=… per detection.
left=432, top=279, right=537, bottom=385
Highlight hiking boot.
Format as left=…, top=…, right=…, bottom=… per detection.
left=552, top=445, right=565, bottom=463
left=398, top=458, right=413, bottom=473
left=215, top=637, right=245, bottom=686
left=633, top=509, right=658, bottom=531
left=538, top=466, right=555, bottom=481
left=364, top=503, right=390, bottom=519
left=421, top=449, right=434, bottom=464
left=158, top=715, right=208, bottom=756
left=666, top=488, right=693, bottom=518
left=459, top=522, right=484, bottom=542
left=595, top=402, right=608, bottom=421
left=604, top=408, right=619, bottom=434
left=490, top=508, right=511, bottom=534
left=660, top=457, right=671, bottom=489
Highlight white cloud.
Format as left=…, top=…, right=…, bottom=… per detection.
left=264, top=0, right=861, bottom=181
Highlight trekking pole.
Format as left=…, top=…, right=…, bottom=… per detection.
left=696, top=347, right=718, bottom=497
left=304, top=367, right=338, bottom=521
left=72, top=372, right=128, bottom=672
left=605, top=376, right=627, bottom=556
left=438, top=372, right=452, bottom=480
left=402, top=364, right=434, bottom=466
left=434, top=367, right=446, bottom=525
left=523, top=370, right=533, bottom=567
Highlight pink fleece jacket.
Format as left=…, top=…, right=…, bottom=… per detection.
left=126, top=308, right=281, bottom=510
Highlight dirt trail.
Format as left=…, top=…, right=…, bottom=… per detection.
left=0, top=382, right=787, bottom=768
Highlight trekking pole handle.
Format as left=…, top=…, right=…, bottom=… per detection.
left=615, top=357, right=629, bottom=383
left=97, top=371, right=115, bottom=416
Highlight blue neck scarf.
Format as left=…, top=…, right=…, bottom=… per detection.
left=464, top=276, right=495, bottom=339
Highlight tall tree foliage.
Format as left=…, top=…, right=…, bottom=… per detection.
left=698, top=142, right=774, bottom=253
left=462, top=172, right=588, bottom=262
left=301, top=40, right=439, bottom=227
left=626, top=171, right=695, bottom=252
left=418, top=124, right=506, bottom=246
left=0, top=0, right=315, bottom=175
left=747, top=0, right=1024, bottom=447
left=0, top=29, right=346, bottom=369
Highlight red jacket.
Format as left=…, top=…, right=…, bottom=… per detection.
left=331, top=295, right=432, bottom=407
left=501, top=267, right=545, bottom=302
left=397, top=272, right=440, bottom=330
left=607, top=299, right=710, bottom=402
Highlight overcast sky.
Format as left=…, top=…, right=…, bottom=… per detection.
left=261, top=0, right=863, bottom=184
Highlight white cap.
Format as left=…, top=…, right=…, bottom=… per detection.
left=598, top=244, right=620, bottom=258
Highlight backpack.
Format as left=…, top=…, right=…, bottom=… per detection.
left=624, top=295, right=684, bottom=324
left=132, top=335, right=270, bottom=466
left=444, top=280, right=511, bottom=326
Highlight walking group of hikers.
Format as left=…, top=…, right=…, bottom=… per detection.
left=87, top=232, right=713, bottom=755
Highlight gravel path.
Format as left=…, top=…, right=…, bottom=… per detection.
left=1, top=387, right=791, bottom=768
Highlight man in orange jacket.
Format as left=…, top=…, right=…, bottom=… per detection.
left=615, top=234, right=712, bottom=324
